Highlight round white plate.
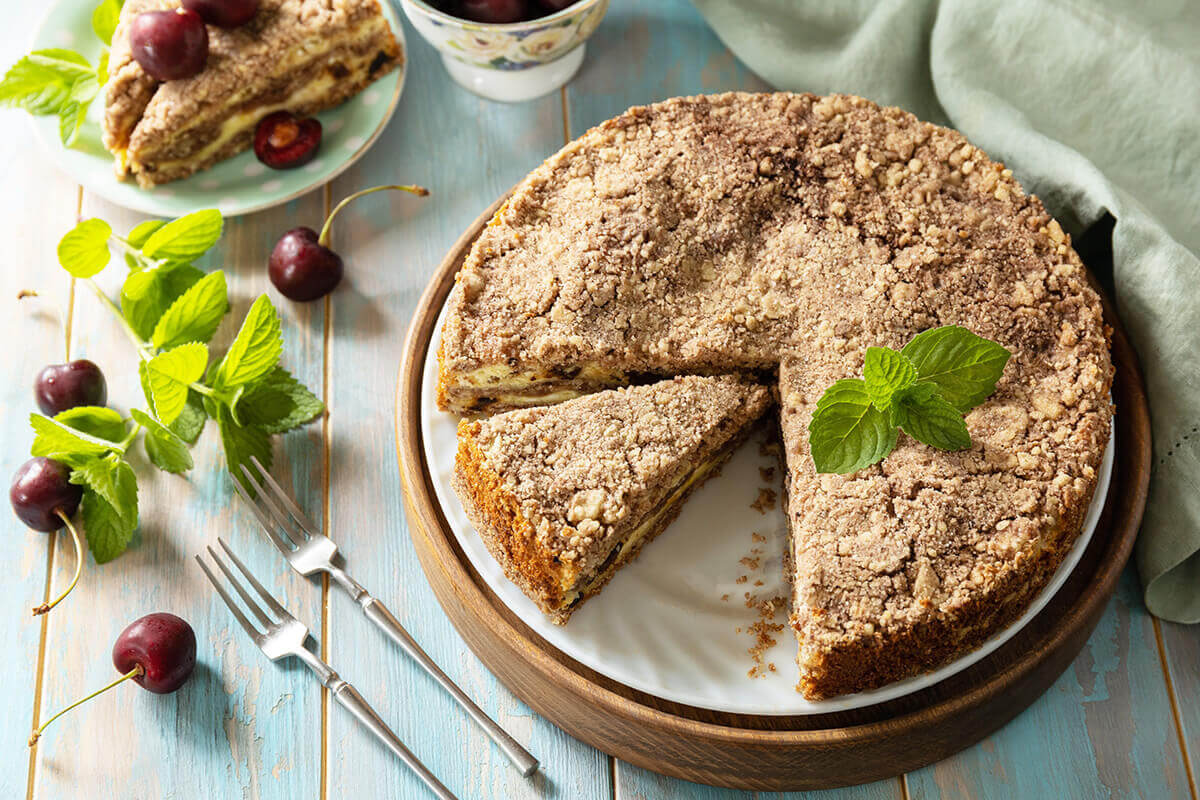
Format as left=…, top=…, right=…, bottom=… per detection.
left=419, top=306, right=1115, bottom=715
left=29, top=0, right=406, bottom=218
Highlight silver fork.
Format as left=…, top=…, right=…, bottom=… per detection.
left=233, top=457, right=540, bottom=777
left=196, top=539, right=457, bottom=800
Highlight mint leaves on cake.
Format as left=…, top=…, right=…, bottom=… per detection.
left=808, top=326, right=1011, bottom=474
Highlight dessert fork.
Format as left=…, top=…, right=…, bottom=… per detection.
left=233, top=457, right=539, bottom=777
left=196, top=538, right=457, bottom=800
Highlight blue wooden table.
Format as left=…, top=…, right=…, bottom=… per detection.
left=2, top=1, right=1197, bottom=798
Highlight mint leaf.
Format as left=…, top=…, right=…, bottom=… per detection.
left=151, top=270, right=228, bottom=349
left=900, top=326, right=1012, bottom=413
left=216, top=407, right=272, bottom=491
left=79, top=488, right=134, bottom=563
left=30, top=413, right=120, bottom=464
left=121, top=263, right=204, bottom=340
left=808, top=379, right=897, bottom=474
left=171, top=390, right=208, bottom=444
left=96, top=50, right=109, bottom=86
left=895, top=392, right=972, bottom=451
left=53, top=406, right=126, bottom=442
left=212, top=295, right=282, bottom=390
left=70, top=453, right=137, bottom=526
left=126, top=219, right=166, bottom=252
left=236, top=367, right=324, bottom=434
left=144, top=343, right=208, bottom=424
left=92, top=0, right=122, bottom=46
left=130, top=409, right=193, bottom=473
left=862, top=347, right=916, bottom=412
left=57, top=218, right=112, bottom=278
left=0, top=49, right=92, bottom=115
left=142, top=209, right=223, bottom=262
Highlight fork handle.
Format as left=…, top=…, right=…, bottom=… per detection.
left=333, top=681, right=458, bottom=800
left=360, top=596, right=540, bottom=777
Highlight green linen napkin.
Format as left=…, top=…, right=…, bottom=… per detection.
left=693, top=0, right=1200, bottom=622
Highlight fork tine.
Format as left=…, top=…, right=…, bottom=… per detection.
left=239, top=465, right=309, bottom=546
left=207, top=544, right=275, bottom=629
left=196, top=553, right=262, bottom=639
left=232, top=476, right=299, bottom=552
left=217, top=537, right=292, bottom=621
left=249, top=456, right=323, bottom=538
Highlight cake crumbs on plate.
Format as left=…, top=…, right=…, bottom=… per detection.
left=750, top=488, right=777, bottom=514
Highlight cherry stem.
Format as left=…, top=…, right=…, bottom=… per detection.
left=28, top=663, right=143, bottom=746
left=318, top=184, right=430, bottom=247
left=32, top=511, right=83, bottom=617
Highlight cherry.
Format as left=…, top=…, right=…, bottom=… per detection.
left=130, top=9, right=209, bottom=81
left=253, top=111, right=322, bottom=170
left=459, top=0, right=527, bottom=23
left=533, top=0, right=577, bottom=13
left=11, top=458, right=85, bottom=616
left=34, top=359, right=107, bottom=416
left=268, top=185, right=429, bottom=302
left=10, top=457, right=81, bottom=533
left=113, top=613, right=198, bottom=694
left=29, top=613, right=196, bottom=745
left=269, top=228, right=343, bottom=302
left=182, top=0, right=260, bottom=28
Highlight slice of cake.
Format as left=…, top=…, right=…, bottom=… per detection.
left=453, top=375, right=772, bottom=624
left=103, top=0, right=401, bottom=187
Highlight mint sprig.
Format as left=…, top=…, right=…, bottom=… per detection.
left=39, top=207, right=325, bottom=562
left=0, top=0, right=121, bottom=145
left=809, top=326, right=1011, bottom=474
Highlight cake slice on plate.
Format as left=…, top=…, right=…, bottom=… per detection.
left=453, top=375, right=773, bottom=624
left=103, top=0, right=401, bottom=187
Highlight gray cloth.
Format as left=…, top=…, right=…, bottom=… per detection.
left=693, top=0, right=1200, bottom=621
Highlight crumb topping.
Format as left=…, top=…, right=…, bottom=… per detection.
left=462, top=375, right=771, bottom=573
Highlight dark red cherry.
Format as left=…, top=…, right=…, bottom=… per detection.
left=10, top=458, right=82, bottom=533
left=254, top=111, right=323, bottom=170
left=130, top=9, right=209, bottom=81
left=268, top=227, right=343, bottom=302
left=34, top=359, right=107, bottom=416
left=112, top=613, right=197, bottom=694
left=534, top=0, right=576, bottom=14
left=182, top=0, right=260, bottom=28
left=459, top=0, right=527, bottom=23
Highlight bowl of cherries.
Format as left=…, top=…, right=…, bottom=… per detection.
left=401, top=0, right=608, bottom=102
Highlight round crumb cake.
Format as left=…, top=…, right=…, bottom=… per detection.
left=438, top=92, right=1113, bottom=699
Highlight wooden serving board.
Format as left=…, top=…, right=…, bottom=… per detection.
left=393, top=196, right=1151, bottom=791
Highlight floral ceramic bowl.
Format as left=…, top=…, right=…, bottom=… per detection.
left=401, top=0, right=609, bottom=102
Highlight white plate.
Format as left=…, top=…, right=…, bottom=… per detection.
left=419, top=304, right=1115, bottom=715
left=29, top=0, right=406, bottom=218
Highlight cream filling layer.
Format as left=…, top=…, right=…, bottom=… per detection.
left=559, top=457, right=720, bottom=608
left=459, top=363, right=624, bottom=390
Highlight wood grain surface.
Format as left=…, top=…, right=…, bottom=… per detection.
left=0, top=0, right=1195, bottom=798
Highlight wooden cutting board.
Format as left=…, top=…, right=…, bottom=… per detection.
left=393, top=196, right=1150, bottom=791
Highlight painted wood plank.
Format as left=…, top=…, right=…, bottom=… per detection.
left=324, top=15, right=611, bottom=800
left=0, top=13, right=82, bottom=793
left=30, top=189, right=329, bottom=799
left=1156, top=615, right=1200, bottom=797
left=616, top=761, right=903, bottom=800
left=905, top=568, right=1192, bottom=799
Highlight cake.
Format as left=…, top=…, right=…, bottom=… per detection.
left=439, top=92, right=1113, bottom=697
left=103, top=0, right=401, bottom=187
left=453, top=375, right=772, bottom=624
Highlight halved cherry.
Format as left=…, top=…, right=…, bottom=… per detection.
left=253, top=112, right=322, bottom=170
